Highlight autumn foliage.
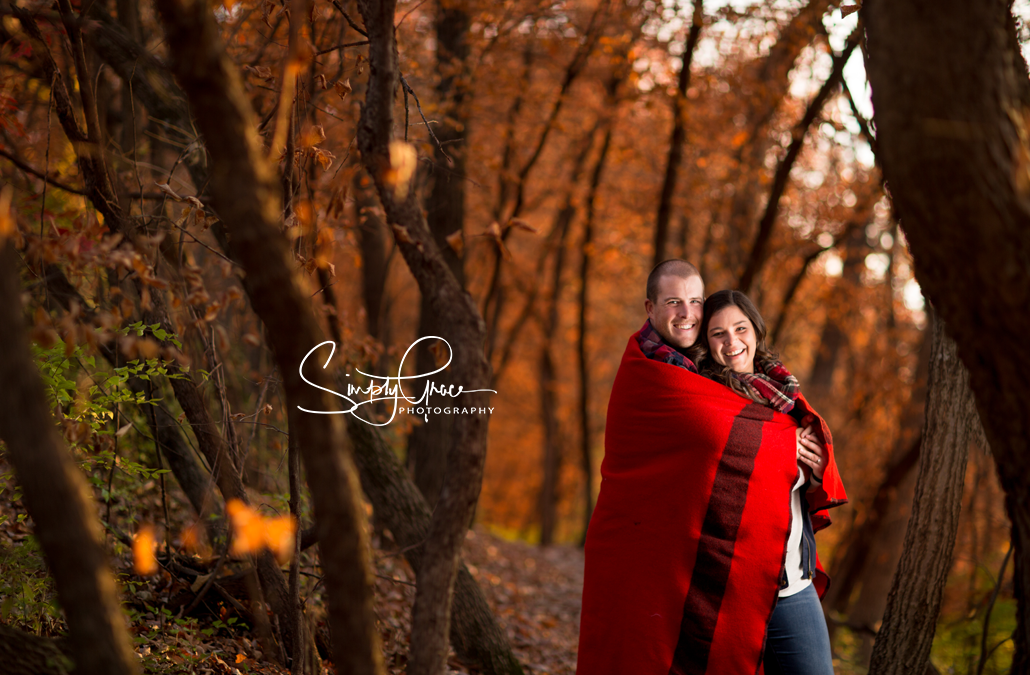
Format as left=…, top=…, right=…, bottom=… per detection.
left=0, top=0, right=1016, bottom=673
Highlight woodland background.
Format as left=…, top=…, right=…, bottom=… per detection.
left=0, top=0, right=1023, bottom=673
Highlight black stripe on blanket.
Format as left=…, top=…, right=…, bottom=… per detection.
left=669, top=403, right=774, bottom=675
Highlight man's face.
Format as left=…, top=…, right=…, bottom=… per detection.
left=644, top=274, right=704, bottom=349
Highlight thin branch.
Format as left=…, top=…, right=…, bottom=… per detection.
left=395, top=0, right=427, bottom=29
left=977, top=542, right=1014, bottom=675
left=330, top=0, right=368, bottom=36
left=0, top=148, right=87, bottom=196
left=161, top=216, right=242, bottom=267
left=842, top=76, right=877, bottom=155
left=770, top=219, right=862, bottom=346
left=399, top=75, right=449, bottom=161
left=315, top=39, right=369, bottom=55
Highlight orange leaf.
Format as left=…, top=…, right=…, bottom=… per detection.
left=384, top=141, right=417, bottom=199
left=134, top=525, right=158, bottom=576
left=446, top=230, right=464, bottom=258
left=0, top=185, right=15, bottom=241
left=264, top=516, right=297, bottom=563
left=227, top=500, right=265, bottom=556
left=506, top=218, right=537, bottom=234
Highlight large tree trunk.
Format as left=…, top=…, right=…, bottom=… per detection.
left=867, top=314, right=979, bottom=673
left=864, top=0, right=1030, bottom=668
left=355, top=2, right=493, bottom=673
left=0, top=242, right=138, bottom=675
left=153, top=2, right=383, bottom=674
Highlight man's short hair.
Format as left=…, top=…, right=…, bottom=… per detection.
left=646, top=259, right=702, bottom=303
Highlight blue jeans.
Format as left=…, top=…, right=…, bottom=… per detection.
left=763, top=584, right=834, bottom=675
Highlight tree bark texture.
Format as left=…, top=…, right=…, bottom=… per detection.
left=355, top=170, right=390, bottom=342
left=0, top=623, right=72, bottom=675
left=355, top=3, right=493, bottom=673
left=864, top=0, right=1030, bottom=668
left=0, top=243, right=139, bottom=675
left=153, top=2, right=383, bottom=674
left=397, top=0, right=470, bottom=510
left=867, top=314, right=978, bottom=674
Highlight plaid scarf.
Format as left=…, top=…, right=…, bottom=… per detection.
left=636, top=320, right=698, bottom=374
left=729, top=359, right=800, bottom=414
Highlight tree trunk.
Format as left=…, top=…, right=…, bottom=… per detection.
left=0, top=624, right=71, bottom=675
left=652, top=0, right=703, bottom=267
left=537, top=135, right=595, bottom=546
left=0, top=242, right=139, bottom=675
left=867, top=313, right=978, bottom=674
left=153, top=2, right=383, bottom=674
left=355, top=2, right=493, bottom=674
left=17, top=6, right=315, bottom=659
left=806, top=224, right=868, bottom=398
left=82, top=16, right=519, bottom=670
left=355, top=169, right=389, bottom=342
left=347, top=421, right=524, bottom=675
left=406, top=0, right=471, bottom=508
left=737, top=26, right=861, bottom=293
left=824, top=321, right=932, bottom=621
left=864, top=0, right=1030, bottom=667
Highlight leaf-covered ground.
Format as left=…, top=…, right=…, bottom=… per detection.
left=0, top=452, right=585, bottom=675
left=374, top=530, right=584, bottom=675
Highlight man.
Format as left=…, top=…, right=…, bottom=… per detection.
left=576, top=260, right=844, bottom=675
left=639, top=259, right=705, bottom=370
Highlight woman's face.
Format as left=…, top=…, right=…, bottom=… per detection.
left=706, top=305, right=757, bottom=374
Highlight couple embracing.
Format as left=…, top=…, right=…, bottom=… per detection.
left=577, top=260, right=848, bottom=675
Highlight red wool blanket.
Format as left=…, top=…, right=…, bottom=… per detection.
left=577, top=334, right=847, bottom=675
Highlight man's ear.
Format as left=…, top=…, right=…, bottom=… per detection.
left=644, top=299, right=654, bottom=317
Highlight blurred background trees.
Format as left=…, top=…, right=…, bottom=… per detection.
left=0, top=0, right=1020, bottom=672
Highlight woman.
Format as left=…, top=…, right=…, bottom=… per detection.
left=698, top=289, right=840, bottom=675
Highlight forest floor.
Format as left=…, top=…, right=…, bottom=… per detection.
left=374, top=529, right=584, bottom=675
left=0, top=452, right=585, bottom=675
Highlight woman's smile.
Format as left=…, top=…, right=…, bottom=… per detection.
left=706, top=305, right=757, bottom=374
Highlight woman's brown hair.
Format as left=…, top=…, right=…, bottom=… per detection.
left=697, top=290, right=780, bottom=401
